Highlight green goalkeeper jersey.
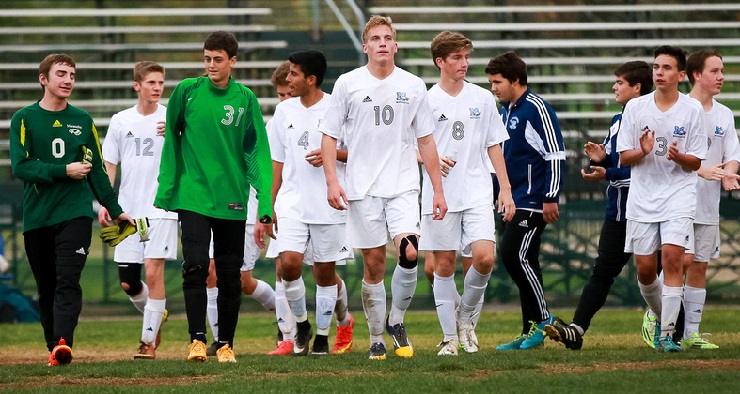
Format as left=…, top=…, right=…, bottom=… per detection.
left=9, top=102, right=124, bottom=232
left=155, top=76, right=273, bottom=221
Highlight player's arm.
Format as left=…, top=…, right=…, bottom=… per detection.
left=487, top=144, right=515, bottom=222
left=619, top=126, right=653, bottom=167
left=667, top=141, right=701, bottom=171
left=85, top=121, right=129, bottom=224
left=154, top=83, right=185, bottom=210
left=321, top=134, right=347, bottom=210
left=417, top=133, right=448, bottom=220
left=97, top=160, right=119, bottom=227
left=538, top=106, right=565, bottom=224
left=243, top=92, right=274, bottom=224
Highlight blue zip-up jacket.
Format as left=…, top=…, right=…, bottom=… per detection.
left=594, top=112, right=630, bottom=222
left=500, top=88, right=565, bottom=210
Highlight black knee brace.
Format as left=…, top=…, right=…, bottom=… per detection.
left=118, top=263, right=143, bottom=296
left=398, top=236, right=418, bottom=269
left=182, top=259, right=209, bottom=286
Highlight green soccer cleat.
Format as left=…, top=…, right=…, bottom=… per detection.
left=681, top=333, right=719, bottom=349
left=641, top=310, right=657, bottom=349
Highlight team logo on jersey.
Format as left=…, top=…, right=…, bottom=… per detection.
left=508, top=116, right=520, bottom=130
left=68, top=124, right=82, bottom=136
left=715, top=126, right=725, bottom=137
left=641, top=125, right=650, bottom=132
left=673, top=126, right=686, bottom=137
left=438, top=114, right=448, bottom=122
left=125, top=131, right=134, bottom=138
left=362, top=96, right=372, bottom=103
left=53, top=120, right=62, bottom=127
left=228, top=203, right=244, bottom=211
left=469, top=107, right=480, bottom=119
left=396, top=92, right=409, bottom=104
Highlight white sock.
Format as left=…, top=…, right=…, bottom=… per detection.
left=361, top=279, right=386, bottom=344
left=206, top=287, right=219, bottom=342
left=433, top=273, right=458, bottom=341
left=661, top=285, right=683, bottom=338
left=458, top=266, right=490, bottom=323
left=638, top=278, right=663, bottom=322
left=141, top=298, right=166, bottom=344
left=388, top=265, right=417, bottom=327
left=249, top=279, right=275, bottom=312
left=316, top=284, right=338, bottom=336
left=683, top=285, right=706, bottom=339
left=129, top=281, right=149, bottom=313
left=472, top=294, right=484, bottom=327
left=274, top=281, right=295, bottom=341
left=335, top=279, right=349, bottom=325
left=284, top=277, right=308, bottom=322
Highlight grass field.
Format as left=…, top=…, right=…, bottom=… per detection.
left=1, top=308, right=739, bottom=393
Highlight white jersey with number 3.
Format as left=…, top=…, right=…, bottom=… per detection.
left=617, top=92, right=707, bottom=222
left=695, top=99, right=740, bottom=225
left=422, top=82, right=508, bottom=214
left=269, top=94, right=346, bottom=224
left=321, top=66, right=435, bottom=200
left=103, top=104, right=176, bottom=219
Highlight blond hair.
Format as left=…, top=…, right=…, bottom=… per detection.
left=362, top=15, right=396, bottom=43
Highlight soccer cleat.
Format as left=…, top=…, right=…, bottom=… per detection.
left=206, top=342, right=220, bottom=357
left=655, top=335, right=682, bottom=353
left=268, top=340, right=294, bottom=356
left=187, top=339, right=207, bottom=362
left=520, top=315, right=555, bottom=349
left=458, top=322, right=479, bottom=354
left=333, top=312, right=354, bottom=354
left=496, top=335, right=527, bottom=351
left=133, top=341, right=156, bottom=359
left=681, top=333, right=719, bottom=349
left=276, top=328, right=283, bottom=347
left=369, top=342, right=387, bottom=360
left=216, top=343, right=237, bottom=363
left=386, top=318, right=414, bottom=357
left=154, top=309, right=168, bottom=349
left=311, top=335, right=330, bottom=356
left=641, top=310, right=657, bottom=349
left=652, top=321, right=662, bottom=348
left=544, top=320, right=583, bottom=350
left=47, top=338, right=72, bottom=366
left=437, top=338, right=459, bottom=356
left=293, top=320, right=312, bottom=356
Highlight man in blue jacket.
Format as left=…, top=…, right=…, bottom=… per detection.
left=486, top=52, right=565, bottom=350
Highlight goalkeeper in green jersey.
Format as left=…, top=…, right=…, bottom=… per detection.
left=154, top=31, right=273, bottom=363
left=9, top=53, right=134, bottom=366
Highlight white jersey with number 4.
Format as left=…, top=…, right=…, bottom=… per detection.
left=269, top=94, right=346, bottom=224
left=617, top=92, right=707, bottom=222
left=422, top=82, right=508, bottom=214
left=695, top=99, right=740, bottom=225
left=321, top=66, right=435, bottom=200
left=103, top=104, right=177, bottom=219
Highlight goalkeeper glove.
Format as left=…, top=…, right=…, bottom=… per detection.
left=81, top=145, right=93, bottom=165
left=100, top=221, right=137, bottom=247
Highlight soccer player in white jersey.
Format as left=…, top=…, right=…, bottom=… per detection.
left=680, top=50, right=740, bottom=349
left=98, top=61, right=178, bottom=359
left=420, top=31, right=515, bottom=356
left=617, top=45, right=707, bottom=353
left=257, top=50, right=353, bottom=356
left=321, top=15, right=448, bottom=360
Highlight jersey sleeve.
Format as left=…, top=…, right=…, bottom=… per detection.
left=268, top=106, right=287, bottom=163
left=616, top=100, right=639, bottom=153
left=684, top=105, right=707, bottom=160
left=102, top=113, right=122, bottom=165
left=154, top=81, right=185, bottom=210
left=484, top=96, right=509, bottom=147
left=722, top=116, right=740, bottom=163
left=242, top=91, right=274, bottom=222
left=320, top=76, right=347, bottom=139
left=413, top=87, right=435, bottom=139
left=9, top=110, right=68, bottom=184
left=86, top=120, right=124, bottom=218
left=536, top=101, right=565, bottom=203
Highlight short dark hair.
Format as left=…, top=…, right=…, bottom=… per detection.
left=485, top=52, right=527, bottom=85
left=686, top=50, right=723, bottom=85
left=614, top=61, right=653, bottom=96
left=39, top=53, right=75, bottom=92
left=653, top=45, right=687, bottom=71
left=203, top=31, right=238, bottom=59
left=288, top=50, right=327, bottom=87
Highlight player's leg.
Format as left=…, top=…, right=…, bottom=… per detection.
left=269, top=252, right=296, bottom=356
left=347, top=196, right=389, bottom=359
left=24, top=226, right=59, bottom=353
left=278, top=218, right=312, bottom=356
left=210, top=217, right=245, bottom=362
left=205, top=256, right=219, bottom=356
left=461, top=256, right=480, bottom=326
left=681, top=224, right=718, bottom=349
left=311, top=258, right=338, bottom=356
left=332, top=271, right=354, bottom=354
left=178, top=210, right=212, bottom=361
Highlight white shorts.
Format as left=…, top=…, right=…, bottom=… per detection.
left=347, top=191, right=421, bottom=249
left=624, top=218, right=693, bottom=255
left=208, top=224, right=261, bottom=271
left=275, top=218, right=351, bottom=265
left=419, top=204, right=495, bottom=254
left=114, top=218, right=178, bottom=263
left=688, top=223, right=720, bottom=263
